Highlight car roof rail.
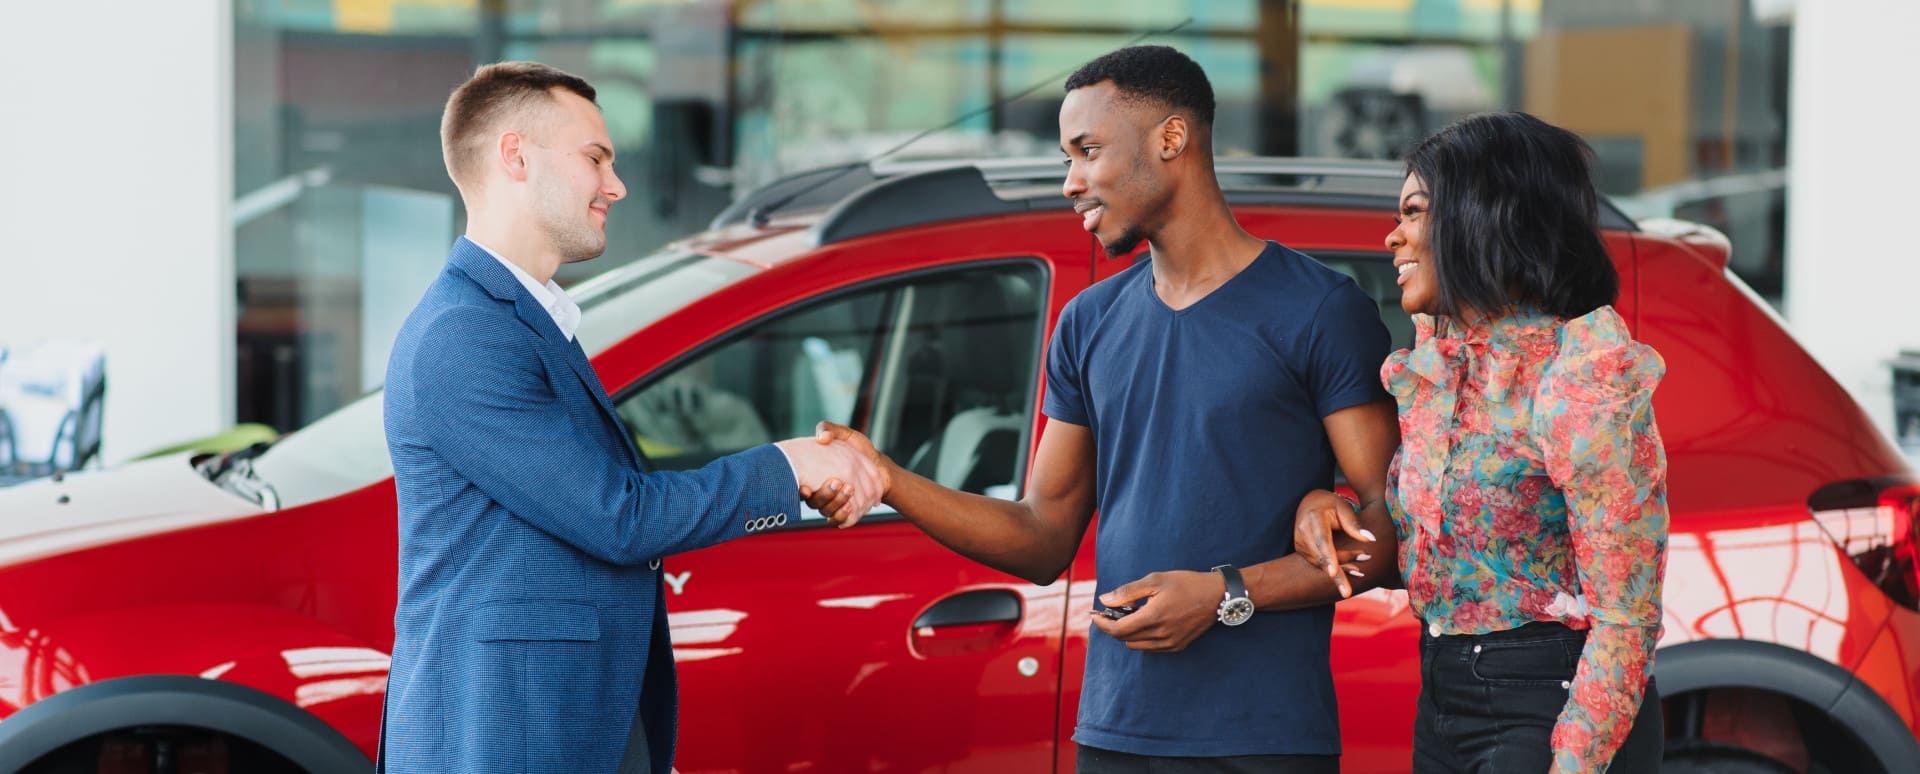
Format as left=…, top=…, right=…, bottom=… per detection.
left=723, top=156, right=1638, bottom=245
left=708, top=163, right=882, bottom=231
left=806, top=165, right=1060, bottom=247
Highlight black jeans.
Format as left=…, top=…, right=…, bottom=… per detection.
left=1077, top=745, right=1339, bottom=773
left=1413, top=621, right=1663, bottom=773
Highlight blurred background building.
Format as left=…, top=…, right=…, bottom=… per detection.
left=0, top=0, right=1913, bottom=466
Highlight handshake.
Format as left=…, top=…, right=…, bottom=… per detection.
left=773, top=422, right=890, bottom=527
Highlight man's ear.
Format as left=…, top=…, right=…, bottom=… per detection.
left=498, top=131, right=530, bottom=183
left=1158, top=115, right=1190, bottom=161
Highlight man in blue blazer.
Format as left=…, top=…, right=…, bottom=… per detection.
left=380, top=62, right=885, bottom=774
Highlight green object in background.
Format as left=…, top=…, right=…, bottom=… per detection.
left=136, top=423, right=281, bottom=459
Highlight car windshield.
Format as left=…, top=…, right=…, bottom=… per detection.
left=249, top=248, right=756, bottom=509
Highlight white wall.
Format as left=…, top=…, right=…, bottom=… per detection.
left=0, top=1, right=233, bottom=464
left=1786, top=0, right=1920, bottom=455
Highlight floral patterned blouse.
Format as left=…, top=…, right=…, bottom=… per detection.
left=1383, top=304, right=1668, bottom=773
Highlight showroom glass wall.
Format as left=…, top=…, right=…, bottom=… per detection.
left=234, top=0, right=1789, bottom=433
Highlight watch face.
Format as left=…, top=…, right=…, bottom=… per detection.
left=1219, top=597, right=1255, bottom=626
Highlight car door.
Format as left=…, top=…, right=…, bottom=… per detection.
left=616, top=259, right=1064, bottom=773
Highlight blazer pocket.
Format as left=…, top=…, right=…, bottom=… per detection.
left=472, top=600, right=602, bottom=642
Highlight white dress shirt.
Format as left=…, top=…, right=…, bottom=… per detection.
left=469, top=238, right=582, bottom=341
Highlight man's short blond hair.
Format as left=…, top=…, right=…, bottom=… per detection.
left=440, top=61, right=597, bottom=189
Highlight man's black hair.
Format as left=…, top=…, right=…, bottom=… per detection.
left=1065, top=45, right=1215, bottom=126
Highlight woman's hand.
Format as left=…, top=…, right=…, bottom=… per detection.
left=1293, top=489, right=1376, bottom=598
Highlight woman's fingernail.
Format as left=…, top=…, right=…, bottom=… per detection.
left=1347, top=569, right=1366, bottom=578
left=1356, top=553, right=1371, bottom=562
left=1358, top=529, right=1377, bottom=542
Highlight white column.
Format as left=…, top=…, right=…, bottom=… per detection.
left=0, top=0, right=234, bottom=463
left=1785, top=0, right=1920, bottom=452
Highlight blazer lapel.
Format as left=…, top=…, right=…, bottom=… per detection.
left=447, top=239, right=639, bottom=463
left=557, top=331, right=625, bottom=428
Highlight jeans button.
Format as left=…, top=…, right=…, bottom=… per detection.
left=1429, top=621, right=1442, bottom=637
left=1561, top=680, right=1572, bottom=690
left=1473, top=644, right=1482, bottom=654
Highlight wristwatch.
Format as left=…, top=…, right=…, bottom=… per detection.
left=1211, top=564, right=1255, bottom=626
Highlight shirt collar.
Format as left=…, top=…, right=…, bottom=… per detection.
left=1392, top=304, right=1558, bottom=402
left=467, top=237, right=582, bottom=341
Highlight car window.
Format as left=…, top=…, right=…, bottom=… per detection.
left=619, top=260, right=1048, bottom=513
left=866, top=262, right=1047, bottom=500
left=618, top=286, right=890, bottom=472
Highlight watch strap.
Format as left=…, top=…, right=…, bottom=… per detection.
left=1211, top=563, right=1247, bottom=601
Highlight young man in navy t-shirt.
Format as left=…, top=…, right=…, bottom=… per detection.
left=810, top=45, right=1401, bottom=772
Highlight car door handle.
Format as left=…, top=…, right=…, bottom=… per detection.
left=912, top=589, right=1022, bottom=628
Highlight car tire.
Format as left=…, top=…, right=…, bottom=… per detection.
left=1662, top=740, right=1800, bottom=774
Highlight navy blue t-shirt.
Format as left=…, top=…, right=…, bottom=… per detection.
left=1044, top=241, right=1392, bottom=757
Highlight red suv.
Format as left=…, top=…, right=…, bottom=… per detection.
left=0, top=158, right=1915, bottom=774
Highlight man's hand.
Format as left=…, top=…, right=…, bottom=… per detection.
left=775, top=434, right=886, bottom=527
left=1088, top=570, right=1225, bottom=653
left=802, top=421, right=893, bottom=526
left=1293, top=489, right=1375, bottom=598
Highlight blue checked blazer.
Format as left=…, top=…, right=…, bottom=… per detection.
left=379, top=237, right=799, bottom=773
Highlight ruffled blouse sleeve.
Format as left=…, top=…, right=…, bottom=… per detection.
left=1530, top=306, right=1670, bottom=773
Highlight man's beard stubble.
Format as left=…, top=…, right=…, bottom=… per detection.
left=532, top=171, right=608, bottom=263
left=1102, top=224, right=1148, bottom=258
left=548, top=221, right=606, bottom=263
left=538, top=200, right=607, bottom=263
left=1100, top=155, right=1160, bottom=258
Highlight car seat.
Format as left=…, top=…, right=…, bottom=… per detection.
left=902, top=275, right=1037, bottom=494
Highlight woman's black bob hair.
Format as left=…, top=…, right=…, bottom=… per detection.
left=1404, top=111, right=1618, bottom=319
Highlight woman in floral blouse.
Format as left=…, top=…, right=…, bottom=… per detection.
left=1296, top=112, right=1668, bottom=773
